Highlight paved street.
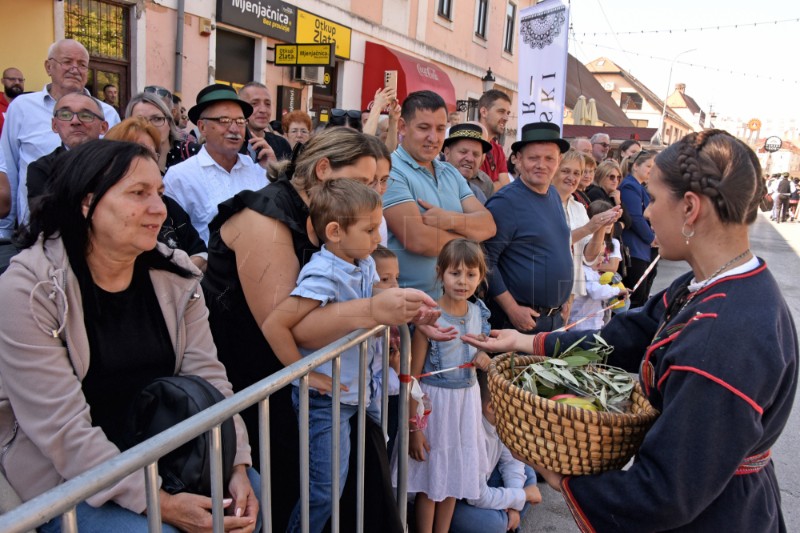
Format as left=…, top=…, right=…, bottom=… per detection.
left=521, top=211, right=800, bottom=532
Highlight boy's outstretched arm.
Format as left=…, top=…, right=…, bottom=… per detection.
left=264, top=295, right=345, bottom=394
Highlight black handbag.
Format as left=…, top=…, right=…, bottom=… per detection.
left=124, top=375, right=237, bottom=495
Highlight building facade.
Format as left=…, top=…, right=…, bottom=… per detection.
left=586, top=56, right=693, bottom=145
left=0, top=0, right=532, bottom=137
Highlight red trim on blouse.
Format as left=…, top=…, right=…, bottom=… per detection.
left=657, top=365, right=764, bottom=415
left=643, top=314, right=717, bottom=394
left=695, top=261, right=767, bottom=297
left=561, top=477, right=597, bottom=533
left=533, top=332, right=548, bottom=356
left=690, top=312, right=718, bottom=321
left=700, top=293, right=726, bottom=304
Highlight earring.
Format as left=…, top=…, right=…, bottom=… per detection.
left=681, top=223, right=695, bottom=245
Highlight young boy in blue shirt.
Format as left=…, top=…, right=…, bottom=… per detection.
left=265, top=178, right=384, bottom=533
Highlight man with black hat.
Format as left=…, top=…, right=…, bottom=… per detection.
left=484, top=122, right=574, bottom=333
left=443, top=122, right=494, bottom=203
left=164, top=83, right=268, bottom=243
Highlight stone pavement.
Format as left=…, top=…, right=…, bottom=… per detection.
left=520, top=212, right=800, bottom=532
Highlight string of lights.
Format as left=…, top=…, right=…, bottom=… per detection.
left=575, top=16, right=800, bottom=37
left=570, top=39, right=800, bottom=85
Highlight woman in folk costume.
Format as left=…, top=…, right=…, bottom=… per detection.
left=464, top=130, right=797, bottom=532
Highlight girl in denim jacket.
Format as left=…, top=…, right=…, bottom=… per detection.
left=406, top=239, right=492, bottom=533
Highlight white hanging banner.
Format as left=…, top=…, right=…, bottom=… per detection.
left=517, top=0, right=570, bottom=135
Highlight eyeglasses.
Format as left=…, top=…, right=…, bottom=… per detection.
left=144, top=86, right=173, bottom=100
left=288, top=128, right=310, bottom=135
left=48, top=58, right=89, bottom=72
left=593, top=142, right=611, bottom=149
left=2, top=77, right=24, bottom=83
left=607, top=174, right=621, bottom=180
left=53, top=108, right=104, bottom=123
left=200, top=116, right=247, bottom=126
left=138, top=115, right=167, bottom=126
left=330, top=109, right=362, bottom=119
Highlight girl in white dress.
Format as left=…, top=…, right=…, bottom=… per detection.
left=406, top=239, right=491, bottom=533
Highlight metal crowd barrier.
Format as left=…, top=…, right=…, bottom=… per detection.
left=0, top=324, right=411, bottom=533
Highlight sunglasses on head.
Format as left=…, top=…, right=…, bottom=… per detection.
left=330, top=109, right=362, bottom=119
left=144, top=86, right=173, bottom=100
left=632, top=150, right=650, bottom=164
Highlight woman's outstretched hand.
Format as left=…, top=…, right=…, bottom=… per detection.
left=417, top=323, right=458, bottom=342
left=372, top=288, right=440, bottom=326
left=461, top=329, right=533, bottom=354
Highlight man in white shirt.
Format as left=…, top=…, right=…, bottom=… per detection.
left=0, top=39, right=120, bottom=229
left=164, top=84, right=268, bottom=243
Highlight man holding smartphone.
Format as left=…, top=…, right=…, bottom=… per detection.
left=238, top=81, right=292, bottom=164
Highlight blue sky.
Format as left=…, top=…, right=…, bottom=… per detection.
left=566, top=0, right=799, bottom=133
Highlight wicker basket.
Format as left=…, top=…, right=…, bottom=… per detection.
left=488, top=353, right=659, bottom=475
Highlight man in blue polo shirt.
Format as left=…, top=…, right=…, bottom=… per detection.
left=382, top=90, right=495, bottom=298
left=484, top=122, right=574, bottom=333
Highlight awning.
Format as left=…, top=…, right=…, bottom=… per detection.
left=361, top=42, right=456, bottom=113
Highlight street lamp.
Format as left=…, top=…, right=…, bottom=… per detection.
left=481, top=68, right=496, bottom=92
left=658, top=48, right=696, bottom=145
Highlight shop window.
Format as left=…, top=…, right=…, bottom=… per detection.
left=503, top=2, right=517, bottom=54
left=216, top=30, right=255, bottom=87
left=438, top=0, right=453, bottom=20
left=475, top=0, right=488, bottom=39
left=467, top=98, right=480, bottom=121
left=64, top=0, right=130, bottom=110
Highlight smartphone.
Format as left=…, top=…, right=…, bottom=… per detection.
left=384, top=70, right=398, bottom=92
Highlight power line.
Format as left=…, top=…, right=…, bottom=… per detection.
left=575, top=40, right=800, bottom=85
left=593, top=0, right=636, bottom=69
left=576, top=16, right=800, bottom=37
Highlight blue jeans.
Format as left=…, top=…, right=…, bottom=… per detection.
left=449, top=465, right=537, bottom=533
left=39, top=467, right=262, bottom=533
left=287, top=387, right=380, bottom=533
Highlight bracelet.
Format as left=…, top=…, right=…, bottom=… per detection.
left=408, top=418, right=421, bottom=432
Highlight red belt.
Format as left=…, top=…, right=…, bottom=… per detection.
left=735, top=450, right=771, bottom=475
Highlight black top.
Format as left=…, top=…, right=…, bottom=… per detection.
left=165, top=138, right=202, bottom=171
left=26, top=145, right=66, bottom=203
left=160, top=195, right=207, bottom=257
left=80, top=257, right=176, bottom=449
left=203, top=176, right=319, bottom=390
left=585, top=183, right=633, bottom=230
left=572, top=189, right=591, bottom=210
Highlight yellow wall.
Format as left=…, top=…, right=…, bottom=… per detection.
left=0, top=1, right=55, bottom=92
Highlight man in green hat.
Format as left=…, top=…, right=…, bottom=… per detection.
left=484, top=122, right=574, bottom=333
left=164, top=83, right=268, bottom=243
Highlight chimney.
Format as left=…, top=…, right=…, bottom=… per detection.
left=675, top=83, right=686, bottom=93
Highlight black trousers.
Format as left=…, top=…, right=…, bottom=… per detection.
left=777, top=194, right=791, bottom=222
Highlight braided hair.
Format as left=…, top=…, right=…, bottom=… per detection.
left=654, top=129, right=764, bottom=225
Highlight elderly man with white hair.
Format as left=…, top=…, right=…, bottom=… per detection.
left=0, top=39, right=119, bottom=271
